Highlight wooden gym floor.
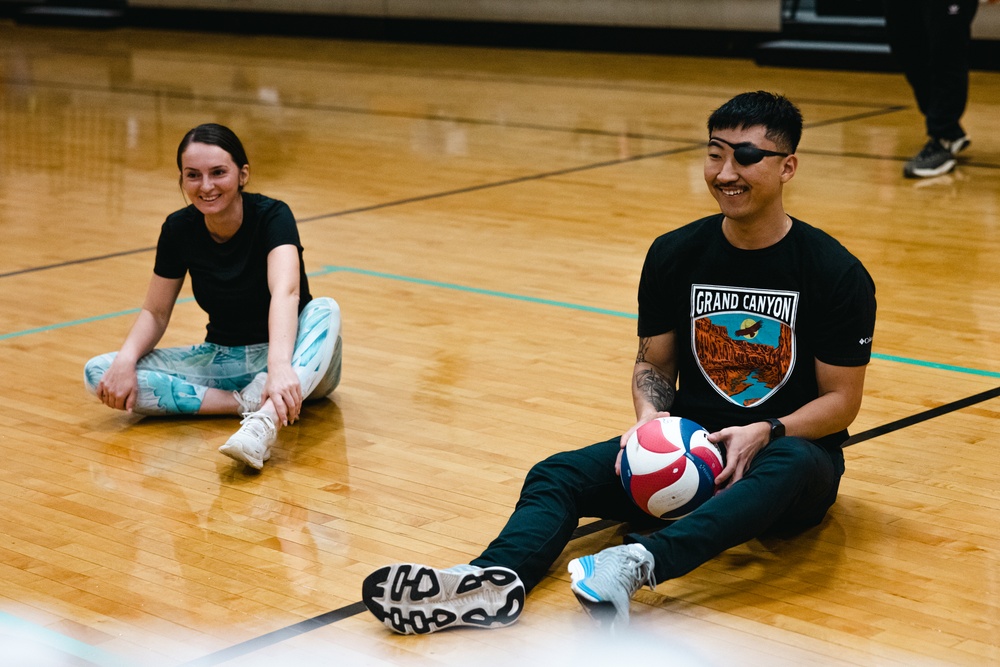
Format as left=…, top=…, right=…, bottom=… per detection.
left=1, top=18, right=998, bottom=667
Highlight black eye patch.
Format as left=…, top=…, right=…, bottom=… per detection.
left=711, top=137, right=790, bottom=166
left=733, top=144, right=790, bottom=165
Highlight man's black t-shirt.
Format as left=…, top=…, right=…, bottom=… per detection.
left=637, top=214, right=876, bottom=449
left=153, top=192, right=312, bottom=346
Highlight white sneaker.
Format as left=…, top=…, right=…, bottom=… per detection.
left=362, top=563, right=524, bottom=635
left=233, top=372, right=267, bottom=414
left=568, top=543, right=656, bottom=630
left=218, top=411, right=276, bottom=469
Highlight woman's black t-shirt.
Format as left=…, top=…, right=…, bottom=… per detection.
left=153, top=192, right=312, bottom=346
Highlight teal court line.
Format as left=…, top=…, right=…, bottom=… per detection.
left=870, top=352, right=1000, bottom=378
left=2, top=263, right=999, bottom=386
left=322, top=265, right=1000, bottom=379
left=0, top=299, right=188, bottom=341
left=0, top=612, right=135, bottom=667
left=324, top=265, right=637, bottom=318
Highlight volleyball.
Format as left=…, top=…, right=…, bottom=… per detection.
left=620, top=416, right=724, bottom=519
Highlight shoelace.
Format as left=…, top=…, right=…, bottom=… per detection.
left=618, top=550, right=657, bottom=595
left=238, top=413, right=274, bottom=441
left=234, top=374, right=267, bottom=414
left=916, top=139, right=947, bottom=160
left=233, top=391, right=255, bottom=414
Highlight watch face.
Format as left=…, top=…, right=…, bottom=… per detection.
left=770, top=419, right=784, bottom=440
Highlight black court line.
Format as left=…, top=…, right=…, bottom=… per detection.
left=6, top=122, right=996, bottom=278
left=9, top=81, right=980, bottom=173
left=296, top=145, right=691, bottom=222
left=0, top=77, right=692, bottom=143
left=804, top=105, right=909, bottom=128
left=0, top=77, right=908, bottom=147
left=182, top=519, right=620, bottom=666
left=180, top=384, right=1000, bottom=664
left=0, top=63, right=907, bottom=107
left=801, top=147, right=1000, bottom=170
left=843, top=384, right=1000, bottom=447
left=0, top=246, right=157, bottom=279
left=0, top=145, right=693, bottom=280
left=180, top=601, right=368, bottom=666
left=15, top=129, right=987, bottom=280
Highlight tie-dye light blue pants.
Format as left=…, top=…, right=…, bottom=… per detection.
left=84, top=297, right=342, bottom=415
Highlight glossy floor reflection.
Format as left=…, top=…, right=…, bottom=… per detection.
left=1, top=18, right=999, bottom=666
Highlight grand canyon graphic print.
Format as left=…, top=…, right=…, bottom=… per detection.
left=690, top=284, right=798, bottom=408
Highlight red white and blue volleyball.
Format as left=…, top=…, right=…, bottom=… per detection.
left=620, top=416, right=724, bottom=519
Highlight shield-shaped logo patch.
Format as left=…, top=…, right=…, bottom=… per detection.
left=690, top=284, right=798, bottom=408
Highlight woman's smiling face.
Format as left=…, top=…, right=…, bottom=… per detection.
left=180, top=142, right=248, bottom=219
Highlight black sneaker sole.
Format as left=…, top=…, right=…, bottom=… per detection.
left=362, top=564, right=524, bottom=635
left=904, top=158, right=956, bottom=179
left=572, top=594, right=620, bottom=627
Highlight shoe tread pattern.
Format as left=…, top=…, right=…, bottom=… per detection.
left=362, top=564, right=523, bottom=635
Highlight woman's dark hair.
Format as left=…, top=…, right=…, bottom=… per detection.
left=707, top=91, right=803, bottom=154
left=176, top=123, right=250, bottom=184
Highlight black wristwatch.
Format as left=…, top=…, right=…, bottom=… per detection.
left=765, top=418, right=785, bottom=443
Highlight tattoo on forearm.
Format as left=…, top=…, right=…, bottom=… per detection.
left=635, top=337, right=651, bottom=364
left=635, top=368, right=675, bottom=412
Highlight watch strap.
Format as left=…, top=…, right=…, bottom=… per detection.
left=765, top=418, right=785, bottom=443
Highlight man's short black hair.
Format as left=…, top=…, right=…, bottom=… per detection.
left=707, top=91, right=803, bottom=154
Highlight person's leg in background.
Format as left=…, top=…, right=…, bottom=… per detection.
left=920, top=0, right=978, bottom=144
left=886, top=0, right=980, bottom=177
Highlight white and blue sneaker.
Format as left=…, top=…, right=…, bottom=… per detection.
left=362, top=563, right=524, bottom=635
left=568, top=543, right=656, bottom=630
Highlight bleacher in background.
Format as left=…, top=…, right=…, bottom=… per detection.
left=1, top=0, right=998, bottom=70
